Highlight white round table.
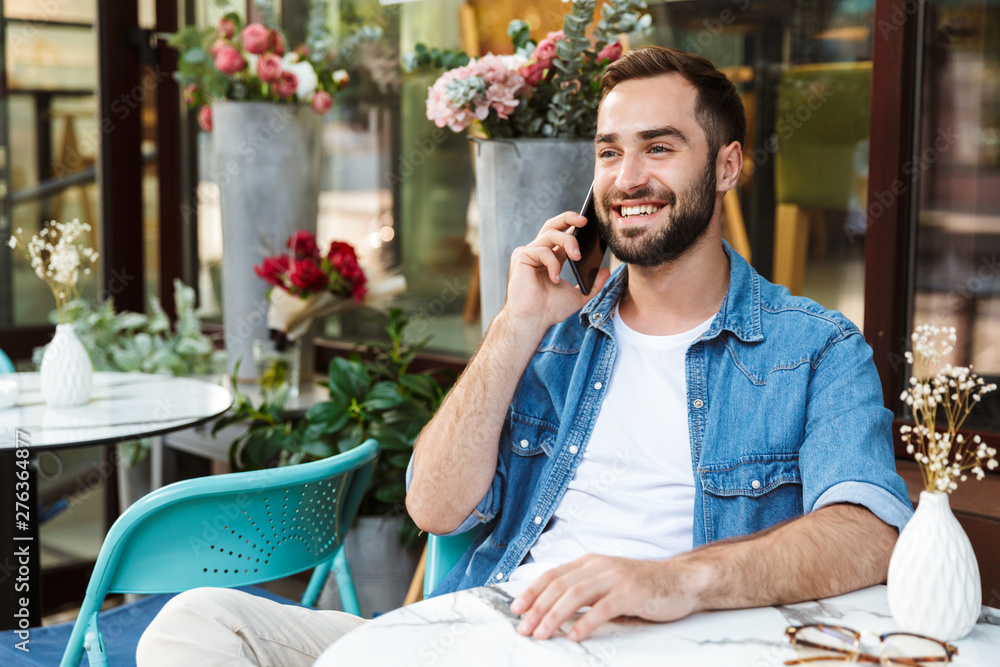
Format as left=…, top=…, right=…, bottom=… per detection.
left=0, top=372, right=233, bottom=449
left=316, top=583, right=1000, bottom=666
left=0, top=372, right=232, bottom=629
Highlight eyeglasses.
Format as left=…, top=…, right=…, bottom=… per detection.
left=784, top=624, right=958, bottom=666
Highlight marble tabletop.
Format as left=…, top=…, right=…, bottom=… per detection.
left=316, top=583, right=1000, bottom=666
left=0, top=372, right=233, bottom=449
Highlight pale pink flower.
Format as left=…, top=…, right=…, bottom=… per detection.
left=311, top=91, right=333, bottom=114
left=425, top=54, right=526, bottom=132
left=241, top=23, right=270, bottom=55
left=197, top=106, right=212, bottom=132
left=214, top=45, right=245, bottom=75
left=273, top=71, right=298, bottom=98
left=256, top=53, right=283, bottom=83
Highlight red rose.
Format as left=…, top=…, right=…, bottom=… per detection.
left=256, top=53, right=283, bottom=83
left=183, top=84, right=197, bottom=105
left=598, top=42, right=622, bottom=64
left=241, top=23, right=270, bottom=55
left=271, top=30, right=285, bottom=55
left=286, top=231, right=319, bottom=259
left=311, top=90, right=333, bottom=114
left=273, top=71, right=298, bottom=98
left=217, top=17, right=236, bottom=39
left=214, top=45, right=246, bottom=75
left=197, top=106, right=212, bottom=131
left=289, top=258, right=328, bottom=293
left=518, top=60, right=550, bottom=87
left=254, top=255, right=290, bottom=287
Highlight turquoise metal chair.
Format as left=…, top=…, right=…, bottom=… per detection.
left=0, top=348, right=13, bottom=374
left=59, top=439, right=380, bottom=667
left=423, top=530, right=477, bottom=598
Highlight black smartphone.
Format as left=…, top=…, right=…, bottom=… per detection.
left=568, top=184, right=608, bottom=294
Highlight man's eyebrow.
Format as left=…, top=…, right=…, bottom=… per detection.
left=636, top=126, right=690, bottom=145
left=593, top=126, right=690, bottom=145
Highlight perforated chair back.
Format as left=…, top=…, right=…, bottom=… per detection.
left=423, top=530, right=477, bottom=598
left=61, top=439, right=379, bottom=667
left=0, top=348, right=14, bottom=374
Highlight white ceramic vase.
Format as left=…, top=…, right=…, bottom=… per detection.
left=887, top=490, right=981, bottom=641
left=39, top=323, right=93, bottom=407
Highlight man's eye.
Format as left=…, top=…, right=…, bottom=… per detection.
left=598, top=149, right=618, bottom=159
left=650, top=145, right=673, bottom=154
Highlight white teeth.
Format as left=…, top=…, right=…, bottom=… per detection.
left=620, top=204, right=661, bottom=218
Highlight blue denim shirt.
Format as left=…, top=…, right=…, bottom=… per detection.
left=418, top=242, right=913, bottom=595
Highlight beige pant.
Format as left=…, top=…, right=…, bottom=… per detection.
left=136, top=587, right=366, bottom=666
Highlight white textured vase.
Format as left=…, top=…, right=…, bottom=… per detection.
left=887, top=490, right=981, bottom=641
left=39, top=323, right=93, bottom=407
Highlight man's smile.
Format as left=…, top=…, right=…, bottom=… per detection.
left=613, top=200, right=667, bottom=224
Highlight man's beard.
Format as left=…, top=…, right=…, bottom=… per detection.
left=597, top=158, right=718, bottom=268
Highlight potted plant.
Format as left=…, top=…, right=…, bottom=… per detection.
left=168, top=13, right=350, bottom=381
left=418, top=0, right=651, bottom=329
left=8, top=219, right=99, bottom=406
left=887, top=324, right=998, bottom=641
left=218, top=309, right=451, bottom=615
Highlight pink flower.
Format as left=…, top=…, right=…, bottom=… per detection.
left=183, top=83, right=197, bottom=105
left=311, top=90, right=333, bottom=114
left=518, top=60, right=550, bottom=87
left=272, top=71, right=298, bottom=98
left=241, top=23, right=270, bottom=55
left=256, top=53, right=283, bottom=83
left=598, top=42, right=622, bottom=64
left=197, top=106, right=212, bottom=131
left=254, top=255, right=291, bottom=287
left=209, top=39, right=227, bottom=58
left=426, top=55, right=526, bottom=132
left=217, top=17, right=236, bottom=39
left=533, top=30, right=565, bottom=63
left=214, top=45, right=246, bottom=75
left=286, top=231, right=319, bottom=259
left=289, top=258, right=328, bottom=293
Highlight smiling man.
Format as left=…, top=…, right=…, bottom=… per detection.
left=406, top=46, right=913, bottom=641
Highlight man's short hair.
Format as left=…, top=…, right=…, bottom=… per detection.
left=600, top=46, right=746, bottom=157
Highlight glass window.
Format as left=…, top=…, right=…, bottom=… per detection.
left=3, top=1, right=102, bottom=326
left=910, top=0, right=1000, bottom=431
left=643, top=0, right=875, bottom=329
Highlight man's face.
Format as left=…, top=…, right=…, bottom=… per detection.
left=593, top=74, right=719, bottom=267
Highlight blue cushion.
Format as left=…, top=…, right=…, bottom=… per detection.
left=0, top=586, right=301, bottom=666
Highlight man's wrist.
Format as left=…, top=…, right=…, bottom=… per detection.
left=667, top=552, right=717, bottom=614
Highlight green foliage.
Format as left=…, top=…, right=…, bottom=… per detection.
left=224, top=309, right=450, bottom=546
left=33, top=279, right=216, bottom=376
left=403, top=43, right=470, bottom=74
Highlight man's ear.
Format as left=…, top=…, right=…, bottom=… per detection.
left=717, top=141, right=743, bottom=192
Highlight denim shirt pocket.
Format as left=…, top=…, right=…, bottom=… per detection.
left=699, top=454, right=803, bottom=542
left=508, top=412, right=557, bottom=458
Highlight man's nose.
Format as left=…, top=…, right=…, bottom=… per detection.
left=614, top=153, right=649, bottom=193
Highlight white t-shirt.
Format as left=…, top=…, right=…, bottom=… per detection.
left=509, top=305, right=715, bottom=583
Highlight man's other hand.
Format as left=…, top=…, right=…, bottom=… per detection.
left=508, top=554, right=703, bottom=642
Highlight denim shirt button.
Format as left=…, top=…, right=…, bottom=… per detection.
left=569, top=445, right=579, bottom=455
left=594, top=381, right=603, bottom=390
left=693, top=399, right=704, bottom=408
left=751, top=479, right=761, bottom=489
left=496, top=572, right=504, bottom=580
left=534, top=515, right=542, bottom=525
left=519, top=439, right=529, bottom=448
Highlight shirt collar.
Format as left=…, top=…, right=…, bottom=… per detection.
left=577, top=240, right=763, bottom=343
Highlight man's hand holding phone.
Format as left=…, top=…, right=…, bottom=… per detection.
left=501, top=189, right=610, bottom=339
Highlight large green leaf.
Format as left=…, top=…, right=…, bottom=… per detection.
left=299, top=439, right=335, bottom=459
left=335, top=422, right=365, bottom=454
left=374, top=481, right=406, bottom=505
left=306, top=402, right=351, bottom=432
left=366, top=381, right=406, bottom=410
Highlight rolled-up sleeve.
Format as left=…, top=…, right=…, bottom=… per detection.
left=799, top=332, right=913, bottom=532
left=405, top=449, right=504, bottom=537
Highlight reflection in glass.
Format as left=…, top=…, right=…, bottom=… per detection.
left=912, top=0, right=1000, bottom=430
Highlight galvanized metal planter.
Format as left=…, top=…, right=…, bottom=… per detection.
left=473, top=138, right=595, bottom=332
left=212, top=101, right=322, bottom=381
